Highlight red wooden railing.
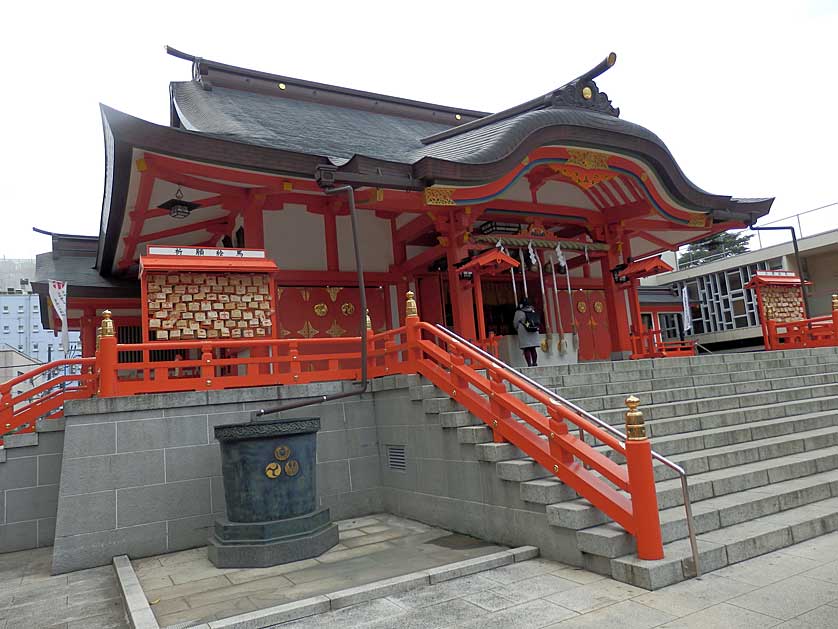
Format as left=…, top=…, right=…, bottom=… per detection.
left=630, top=329, right=695, bottom=359
left=0, top=299, right=664, bottom=561
left=765, top=312, right=838, bottom=350
left=0, top=358, right=96, bottom=445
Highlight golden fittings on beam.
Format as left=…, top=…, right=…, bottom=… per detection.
left=366, top=309, right=372, bottom=331
left=832, top=294, right=838, bottom=311
left=625, top=395, right=646, bottom=441
left=405, top=291, right=418, bottom=318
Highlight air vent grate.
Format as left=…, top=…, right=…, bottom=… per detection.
left=387, top=445, right=406, bottom=472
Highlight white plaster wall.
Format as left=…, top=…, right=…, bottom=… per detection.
left=802, top=249, right=838, bottom=316
left=395, top=212, right=421, bottom=228
left=264, top=205, right=327, bottom=271
left=337, top=211, right=393, bottom=272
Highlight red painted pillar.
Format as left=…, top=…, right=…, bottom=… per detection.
left=624, top=395, right=664, bottom=560
left=446, top=241, right=477, bottom=340
left=601, top=240, right=632, bottom=359
left=80, top=309, right=97, bottom=358
left=473, top=273, right=486, bottom=341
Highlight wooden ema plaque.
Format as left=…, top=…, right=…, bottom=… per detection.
left=140, top=247, right=280, bottom=343
left=760, top=285, right=804, bottom=323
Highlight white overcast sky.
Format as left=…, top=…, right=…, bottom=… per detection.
left=1, top=1, right=836, bottom=259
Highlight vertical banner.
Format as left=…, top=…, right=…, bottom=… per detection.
left=49, top=279, right=69, bottom=358
left=682, top=286, right=692, bottom=334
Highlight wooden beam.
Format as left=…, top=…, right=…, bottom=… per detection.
left=136, top=217, right=231, bottom=244
left=632, top=230, right=677, bottom=251
left=396, top=214, right=434, bottom=243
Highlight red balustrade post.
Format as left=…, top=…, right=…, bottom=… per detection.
left=488, top=369, right=510, bottom=443
left=832, top=295, right=838, bottom=346
left=0, top=382, right=12, bottom=435
left=404, top=291, right=420, bottom=372
left=201, top=345, right=214, bottom=389
left=97, top=310, right=118, bottom=398
left=623, top=395, right=664, bottom=560
left=289, top=341, right=301, bottom=383
left=547, top=400, right=574, bottom=466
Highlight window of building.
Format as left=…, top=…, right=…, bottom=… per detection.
left=32, top=324, right=38, bottom=332
left=17, top=325, right=24, bottom=333
left=17, top=305, right=24, bottom=313
left=32, top=304, right=39, bottom=312
left=2, top=325, right=8, bottom=334
left=32, top=343, right=38, bottom=351
left=2, top=305, right=7, bottom=314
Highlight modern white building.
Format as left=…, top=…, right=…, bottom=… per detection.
left=0, top=290, right=79, bottom=363
left=645, top=223, right=838, bottom=349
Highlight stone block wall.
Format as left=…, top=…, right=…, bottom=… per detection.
left=374, top=386, right=584, bottom=567
left=0, top=430, right=64, bottom=553
left=52, top=381, right=386, bottom=574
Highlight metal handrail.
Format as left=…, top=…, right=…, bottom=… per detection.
left=435, top=324, right=701, bottom=577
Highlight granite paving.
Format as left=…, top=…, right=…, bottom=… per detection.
left=0, top=546, right=127, bottom=629
left=132, top=513, right=507, bottom=627
left=269, top=529, right=838, bottom=629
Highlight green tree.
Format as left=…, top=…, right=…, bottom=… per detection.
left=678, top=232, right=752, bottom=267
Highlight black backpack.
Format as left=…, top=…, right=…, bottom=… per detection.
left=522, top=309, right=541, bottom=332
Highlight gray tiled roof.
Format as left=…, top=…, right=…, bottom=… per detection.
left=172, top=81, right=672, bottom=167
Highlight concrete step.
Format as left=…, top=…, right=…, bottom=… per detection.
left=654, top=424, right=838, bottom=482
left=440, top=410, right=482, bottom=429
left=474, top=442, right=526, bottom=462
left=572, top=368, right=838, bottom=413
left=457, top=425, right=493, bottom=444
left=547, top=445, right=838, bottom=529
left=609, top=495, right=838, bottom=590
left=596, top=382, right=838, bottom=424
left=575, top=468, right=838, bottom=560
left=520, top=478, right=578, bottom=505
left=496, top=458, right=553, bottom=482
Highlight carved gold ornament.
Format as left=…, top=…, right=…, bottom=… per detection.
left=265, top=462, right=282, bottom=479
left=276, top=287, right=284, bottom=301
left=577, top=301, right=587, bottom=314
left=688, top=214, right=709, bottom=228
left=424, top=186, right=457, bottom=206
left=551, top=165, right=615, bottom=190
left=285, top=460, right=300, bottom=476
left=566, top=148, right=609, bottom=170
left=279, top=324, right=292, bottom=338
left=299, top=288, right=311, bottom=302
left=313, top=303, right=328, bottom=317
left=274, top=445, right=291, bottom=461
left=298, top=321, right=318, bottom=338
left=341, top=302, right=355, bottom=316
left=326, top=286, right=342, bottom=302
left=594, top=301, right=604, bottom=313
left=326, top=320, right=347, bottom=338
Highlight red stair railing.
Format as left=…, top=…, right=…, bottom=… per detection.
left=0, top=358, right=96, bottom=444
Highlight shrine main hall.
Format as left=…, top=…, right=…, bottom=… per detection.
left=33, top=48, right=772, bottom=363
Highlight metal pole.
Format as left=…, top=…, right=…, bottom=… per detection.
left=749, top=224, right=809, bottom=320
left=256, top=185, right=369, bottom=417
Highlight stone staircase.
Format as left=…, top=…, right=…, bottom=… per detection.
left=411, top=346, right=838, bottom=590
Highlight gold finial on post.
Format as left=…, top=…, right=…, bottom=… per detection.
left=100, top=310, right=116, bottom=337
left=365, top=309, right=372, bottom=331
left=405, top=291, right=418, bottom=318
left=832, top=294, right=838, bottom=311
left=625, top=395, right=646, bottom=441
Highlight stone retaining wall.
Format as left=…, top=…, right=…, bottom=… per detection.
left=52, top=380, right=390, bottom=574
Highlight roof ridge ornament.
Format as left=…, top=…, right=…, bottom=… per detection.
left=419, top=52, right=619, bottom=145
left=548, top=52, right=619, bottom=117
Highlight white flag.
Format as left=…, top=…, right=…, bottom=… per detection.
left=682, top=286, right=692, bottom=334
left=49, top=280, right=69, bottom=358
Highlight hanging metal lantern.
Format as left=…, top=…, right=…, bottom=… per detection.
left=158, top=185, right=200, bottom=219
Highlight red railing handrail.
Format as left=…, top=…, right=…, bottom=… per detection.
left=0, top=358, right=95, bottom=393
